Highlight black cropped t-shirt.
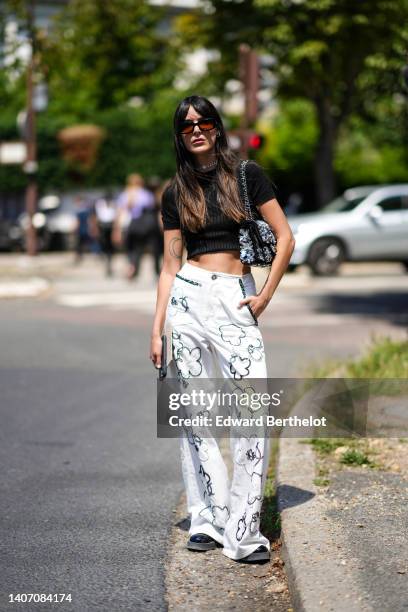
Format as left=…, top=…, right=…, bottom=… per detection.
left=161, top=160, right=277, bottom=259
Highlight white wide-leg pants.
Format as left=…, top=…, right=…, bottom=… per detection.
left=165, top=261, right=270, bottom=561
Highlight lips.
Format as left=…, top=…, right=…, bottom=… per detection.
left=192, top=139, right=205, bottom=144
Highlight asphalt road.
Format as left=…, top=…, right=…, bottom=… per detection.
left=0, top=256, right=407, bottom=611
left=0, top=298, right=180, bottom=612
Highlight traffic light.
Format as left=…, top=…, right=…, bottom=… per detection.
left=248, top=133, right=265, bottom=150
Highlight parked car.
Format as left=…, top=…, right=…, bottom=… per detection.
left=0, top=192, right=25, bottom=251
left=0, top=219, right=22, bottom=251
left=287, top=185, right=408, bottom=275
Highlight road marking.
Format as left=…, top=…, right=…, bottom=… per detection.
left=0, top=278, right=50, bottom=298
left=55, top=290, right=156, bottom=308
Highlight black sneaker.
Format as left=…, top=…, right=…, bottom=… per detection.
left=187, top=533, right=219, bottom=551
left=237, top=545, right=270, bottom=563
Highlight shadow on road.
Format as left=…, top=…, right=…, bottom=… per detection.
left=175, top=517, right=190, bottom=532
left=313, top=291, right=408, bottom=328
left=276, top=484, right=315, bottom=512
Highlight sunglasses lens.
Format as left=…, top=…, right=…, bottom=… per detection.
left=199, top=119, right=216, bottom=131
left=179, top=118, right=216, bottom=134
left=180, top=123, right=194, bottom=134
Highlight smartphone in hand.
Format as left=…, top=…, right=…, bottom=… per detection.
left=158, top=334, right=167, bottom=380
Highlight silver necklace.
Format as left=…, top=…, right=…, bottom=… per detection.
left=197, top=160, right=217, bottom=171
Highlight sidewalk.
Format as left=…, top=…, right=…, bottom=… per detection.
left=1, top=252, right=405, bottom=300
left=0, top=252, right=158, bottom=298
left=277, top=430, right=408, bottom=611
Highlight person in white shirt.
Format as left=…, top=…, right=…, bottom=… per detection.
left=114, top=174, right=157, bottom=280
left=90, top=190, right=117, bottom=277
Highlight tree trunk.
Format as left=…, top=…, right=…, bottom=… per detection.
left=313, top=96, right=337, bottom=209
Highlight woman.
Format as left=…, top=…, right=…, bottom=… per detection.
left=114, top=173, right=156, bottom=280
left=150, top=95, right=295, bottom=564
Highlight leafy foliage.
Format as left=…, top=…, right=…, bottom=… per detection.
left=255, top=0, right=408, bottom=119
left=39, top=0, right=175, bottom=113
left=0, top=0, right=184, bottom=191
left=175, top=0, right=408, bottom=204
left=1, top=0, right=408, bottom=199
left=0, top=88, right=184, bottom=192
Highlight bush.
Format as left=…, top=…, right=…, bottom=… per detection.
left=0, top=90, right=183, bottom=195
left=345, top=334, right=408, bottom=379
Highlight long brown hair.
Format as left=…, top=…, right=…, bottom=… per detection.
left=172, top=95, right=245, bottom=232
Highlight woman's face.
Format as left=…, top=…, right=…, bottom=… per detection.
left=180, top=105, right=217, bottom=157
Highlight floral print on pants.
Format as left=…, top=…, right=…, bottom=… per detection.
left=165, top=262, right=270, bottom=561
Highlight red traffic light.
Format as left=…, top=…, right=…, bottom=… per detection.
left=248, top=133, right=264, bottom=149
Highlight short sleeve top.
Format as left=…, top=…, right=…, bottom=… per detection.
left=161, top=160, right=277, bottom=258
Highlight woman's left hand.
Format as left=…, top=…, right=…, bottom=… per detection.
left=238, top=293, right=270, bottom=320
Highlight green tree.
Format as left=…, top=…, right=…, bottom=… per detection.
left=253, top=0, right=408, bottom=205
left=0, top=1, right=28, bottom=114
left=0, top=0, right=184, bottom=191
left=256, top=97, right=408, bottom=209
left=39, top=0, right=174, bottom=115
left=173, top=1, right=271, bottom=97
left=176, top=0, right=408, bottom=206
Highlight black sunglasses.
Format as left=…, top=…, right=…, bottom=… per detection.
left=178, top=117, right=217, bottom=135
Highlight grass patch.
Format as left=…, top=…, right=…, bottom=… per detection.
left=307, top=438, right=351, bottom=455
left=261, top=439, right=281, bottom=540
left=344, top=333, right=408, bottom=379
left=306, top=438, right=380, bottom=469
left=340, top=448, right=374, bottom=466
left=300, top=334, right=407, bottom=390
left=313, top=477, right=330, bottom=487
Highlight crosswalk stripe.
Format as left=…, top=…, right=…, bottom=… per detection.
left=55, top=291, right=156, bottom=308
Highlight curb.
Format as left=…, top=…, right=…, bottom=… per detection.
left=276, top=389, right=372, bottom=612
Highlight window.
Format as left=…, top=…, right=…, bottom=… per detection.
left=377, top=196, right=403, bottom=212
left=321, top=195, right=367, bottom=213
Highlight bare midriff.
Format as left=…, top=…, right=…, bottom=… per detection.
left=187, top=251, right=251, bottom=276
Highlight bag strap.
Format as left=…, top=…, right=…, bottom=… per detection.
left=239, top=159, right=253, bottom=220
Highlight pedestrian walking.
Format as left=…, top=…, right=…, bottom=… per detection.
left=150, top=95, right=295, bottom=563
left=115, top=174, right=156, bottom=280
left=145, top=177, right=165, bottom=277
left=73, top=195, right=92, bottom=264
left=90, top=190, right=117, bottom=277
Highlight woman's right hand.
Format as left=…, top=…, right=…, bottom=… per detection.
left=150, top=333, right=162, bottom=370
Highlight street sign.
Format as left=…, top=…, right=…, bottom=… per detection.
left=0, top=142, right=27, bottom=164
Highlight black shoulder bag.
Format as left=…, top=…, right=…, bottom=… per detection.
left=238, top=159, right=277, bottom=267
